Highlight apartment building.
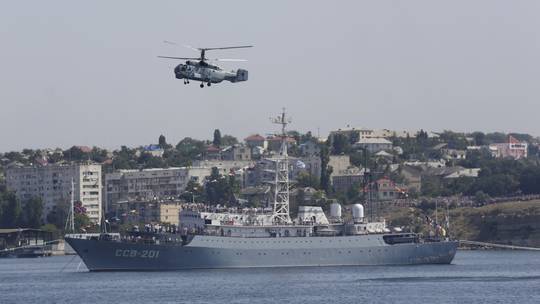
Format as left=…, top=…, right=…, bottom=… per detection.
left=5, top=163, right=102, bottom=224
left=104, top=167, right=212, bottom=212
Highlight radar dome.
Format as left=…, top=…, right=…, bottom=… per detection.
left=352, top=204, right=364, bottom=220
left=330, top=202, right=342, bottom=218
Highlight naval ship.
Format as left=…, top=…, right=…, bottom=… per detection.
left=66, top=110, right=458, bottom=271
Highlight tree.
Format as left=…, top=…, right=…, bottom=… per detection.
left=112, top=146, right=138, bottom=169
left=22, top=197, right=43, bottom=228
left=46, top=200, right=69, bottom=231
left=349, top=131, right=360, bottom=145
left=296, top=172, right=320, bottom=189
left=204, top=167, right=238, bottom=205
left=180, top=180, right=203, bottom=202
left=158, top=135, right=167, bottom=149
left=74, top=213, right=92, bottom=232
left=213, top=129, right=222, bottom=147
left=90, top=147, right=108, bottom=163
left=63, top=146, right=89, bottom=161
left=474, top=191, right=490, bottom=205
left=320, top=143, right=332, bottom=194
left=472, top=132, right=486, bottom=146
left=0, top=191, right=22, bottom=228
left=300, top=131, right=314, bottom=144
left=176, top=137, right=206, bottom=160
left=520, top=167, right=540, bottom=194
left=221, top=135, right=238, bottom=147
left=331, top=133, right=350, bottom=154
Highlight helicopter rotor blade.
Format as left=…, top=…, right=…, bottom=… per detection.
left=157, top=56, right=200, bottom=60
left=210, top=58, right=248, bottom=62
left=163, top=40, right=179, bottom=46
left=201, top=45, right=253, bottom=51
left=184, top=44, right=199, bottom=52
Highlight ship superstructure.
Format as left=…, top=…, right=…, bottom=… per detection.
left=66, top=109, right=458, bottom=271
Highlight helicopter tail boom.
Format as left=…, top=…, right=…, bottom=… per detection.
left=232, top=69, right=248, bottom=82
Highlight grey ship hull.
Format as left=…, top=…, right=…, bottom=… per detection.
left=66, top=235, right=458, bottom=271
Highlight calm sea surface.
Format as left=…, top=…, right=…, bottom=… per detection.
left=1, top=250, right=540, bottom=304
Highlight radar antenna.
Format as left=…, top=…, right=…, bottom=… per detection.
left=270, top=108, right=292, bottom=224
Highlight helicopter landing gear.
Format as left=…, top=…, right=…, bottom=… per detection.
left=200, top=83, right=204, bottom=88
left=207, top=82, right=211, bottom=87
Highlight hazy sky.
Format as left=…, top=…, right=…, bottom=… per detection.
left=1, top=1, right=539, bottom=152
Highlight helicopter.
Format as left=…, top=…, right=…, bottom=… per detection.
left=158, top=43, right=253, bottom=88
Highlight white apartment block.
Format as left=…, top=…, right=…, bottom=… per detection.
left=104, top=167, right=212, bottom=212
left=5, top=163, right=102, bottom=224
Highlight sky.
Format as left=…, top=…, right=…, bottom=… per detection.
left=1, top=0, right=539, bottom=152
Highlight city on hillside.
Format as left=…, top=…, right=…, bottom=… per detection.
left=1, top=126, right=540, bottom=244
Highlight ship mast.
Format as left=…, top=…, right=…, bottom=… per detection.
left=271, top=108, right=292, bottom=224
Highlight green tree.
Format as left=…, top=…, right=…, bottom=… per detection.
left=46, top=200, right=69, bottom=231
left=474, top=191, right=490, bottom=204
left=176, top=137, right=206, bottom=160
left=74, top=213, right=92, bottom=232
left=22, top=197, right=43, bottom=228
left=213, top=129, right=222, bottom=147
left=331, top=133, right=350, bottom=154
left=90, top=147, right=108, bottom=163
left=158, top=134, right=167, bottom=148
left=296, top=172, right=320, bottom=189
left=0, top=191, right=22, bottom=228
left=520, top=167, right=540, bottom=194
left=472, top=132, right=486, bottom=146
left=300, top=131, right=314, bottom=144
left=204, top=167, right=238, bottom=205
left=63, top=146, right=89, bottom=161
left=112, top=146, right=138, bottom=169
left=221, top=135, right=238, bottom=147
left=180, top=180, right=203, bottom=202
left=320, top=143, right=332, bottom=194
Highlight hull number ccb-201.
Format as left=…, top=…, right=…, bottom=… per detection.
left=115, top=249, right=160, bottom=258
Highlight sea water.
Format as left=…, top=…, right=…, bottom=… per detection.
left=1, top=250, right=539, bottom=304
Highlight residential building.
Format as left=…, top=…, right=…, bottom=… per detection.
left=332, top=167, right=365, bottom=193
left=238, top=186, right=271, bottom=207
left=159, top=202, right=182, bottom=225
left=442, top=148, right=467, bottom=161
left=399, top=165, right=423, bottom=192
left=221, top=144, right=251, bottom=161
left=489, top=136, right=528, bottom=159
left=328, top=155, right=351, bottom=177
left=443, top=168, right=480, bottom=179
left=266, top=136, right=297, bottom=152
left=301, top=155, right=322, bottom=179
left=403, top=160, right=446, bottom=168
left=104, top=167, right=211, bottom=212
left=329, top=127, right=373, bottom=144
left=115, top=199, right=182, bottom=226
left=203, top=145, right=221, bottom=160
left=192, top=160, right=254, bottom=173
left=5, top=163, right=102, bottom=224
left=299, top=140, right=320, bottom=157
left=365, top=178, right=407, bottom=201
left=244, top=134, right=267, bottom=149
left=354, top=137, right=393, bottom=153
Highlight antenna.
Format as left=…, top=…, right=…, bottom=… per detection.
left=71, top=178, right=75, bottom=232
left=270, top=108, right=292, bottom=224
left=65, top=178, right=75, bottom=233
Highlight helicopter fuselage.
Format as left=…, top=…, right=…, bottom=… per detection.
left=174, top=61, right=248, bottom=84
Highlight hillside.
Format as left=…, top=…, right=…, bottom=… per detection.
left=383, top=200, right=540, bottom=247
